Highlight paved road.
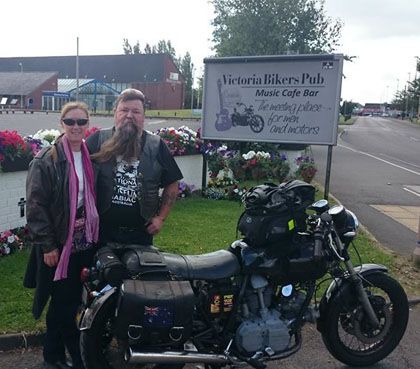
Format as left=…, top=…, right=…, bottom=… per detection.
left=0, top=111, right=201, bottom=136
left=1, top=304, right=419, bottom=369
left=313, top=116, right=420, bottom=257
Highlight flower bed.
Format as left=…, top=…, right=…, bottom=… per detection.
left=0, top=129, right=61, bottom=172
left=0, top=226, right=30, bottom=257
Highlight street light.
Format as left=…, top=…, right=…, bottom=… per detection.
left=18, top=63, right=23, bottom=108
left=191, top=64, right=195, bottom=111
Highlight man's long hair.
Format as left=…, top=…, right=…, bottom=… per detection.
left=91, top=89, right=145, bottom=162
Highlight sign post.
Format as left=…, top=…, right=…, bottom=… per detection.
left=201, top=54, right=343, bottom=197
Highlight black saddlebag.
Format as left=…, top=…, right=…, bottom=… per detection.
left=114, top=279, right=195, bottom=346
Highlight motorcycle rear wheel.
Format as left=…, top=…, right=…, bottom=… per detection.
left=80, top=296, right=139, bottom=369
left=249, top=115, right=264, bottom=133
left=321, top=272, right=408, bottom=367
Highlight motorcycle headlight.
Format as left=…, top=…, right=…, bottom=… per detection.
left=329, top=205, right=359, bottom=236
left=346, top=210, right=359, bottom=231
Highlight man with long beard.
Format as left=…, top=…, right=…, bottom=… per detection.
left=86, top=88, right=182, bottom=245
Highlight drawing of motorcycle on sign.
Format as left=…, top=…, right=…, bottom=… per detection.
left=231, top=102, right=265, bottom=133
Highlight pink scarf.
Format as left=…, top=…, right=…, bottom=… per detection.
left=54, top=136, right=99, bottom=281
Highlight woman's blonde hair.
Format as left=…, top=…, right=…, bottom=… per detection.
left=51, top=102, right=90, bottom=161
left=60, top=101, right=90, bottom=120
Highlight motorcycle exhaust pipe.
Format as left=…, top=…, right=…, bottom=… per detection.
left=125, top=348, right=230, bottom=365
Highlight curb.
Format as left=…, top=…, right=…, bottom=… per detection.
left=1, top=298, right=419, bottom=352
left=0, top=332, right=44, bottom=352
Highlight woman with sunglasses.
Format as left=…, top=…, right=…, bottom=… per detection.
left=24, top=102, right=99, bottom=369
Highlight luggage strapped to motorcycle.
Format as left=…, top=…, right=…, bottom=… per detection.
left=236, top=180, right=315, bottom=249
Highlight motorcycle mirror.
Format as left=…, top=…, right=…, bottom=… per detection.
left=310, top=199, right=329, bottom=213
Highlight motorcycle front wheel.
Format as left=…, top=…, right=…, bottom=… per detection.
left=249, top=115, right=264, bottom=133
left=321, top=272, right=409, bottom=367
left=80, top=296, right=138, bottom=369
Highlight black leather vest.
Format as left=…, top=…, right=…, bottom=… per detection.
left=96, top=129, right=162, bottom=221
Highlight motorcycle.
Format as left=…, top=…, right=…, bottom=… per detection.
left=78, top=180, right=409, bottom=369
left=231, top=103, right=265, bottom=133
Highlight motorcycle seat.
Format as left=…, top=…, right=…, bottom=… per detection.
left=163, top=250, right=240, bottom=280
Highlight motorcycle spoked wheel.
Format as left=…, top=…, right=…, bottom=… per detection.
left=249, top=115, right=264, bottom=133
left=80, top=296, right=142, bottom=369
left=321, top=272, right=409, bottom=367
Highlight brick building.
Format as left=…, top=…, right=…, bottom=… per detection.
left=0, top=72, right=58, bottom=110
left=0, top=54, right=185, bottom=110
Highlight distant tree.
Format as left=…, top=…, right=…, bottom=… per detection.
left=122, top=39, right=140, bottom=54
left=211, top=0, right=342, bottom=56
left=179, top=52, right=193, bottom=108
left=122, top=38, right=132, bottom=55
left=392, top=78, right=420, bottom=115
left=155, top=40, right=177, bottom=60
left=144, top=43, right=152, bottom=54
left=340, top=100, right=359, bottom=115
left=132, top=41, right=140, bottom=54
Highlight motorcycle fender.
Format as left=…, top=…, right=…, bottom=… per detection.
left=78, top=287, right=117, bottom=331
left=316, top=263, right=388, bottom=333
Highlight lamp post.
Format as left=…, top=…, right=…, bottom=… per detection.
left=18, top=63, right=23, bottom=108
left=404, top=72, right=411, bottom=118
left=191, top=64, right=195, bottom=111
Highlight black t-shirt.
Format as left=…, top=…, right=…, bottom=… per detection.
left=99, top=133, right=183, bottom=231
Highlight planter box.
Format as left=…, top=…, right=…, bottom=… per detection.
left=0, top=156, right=32, bottom=172
left=174, top=154, right=209, bottom=190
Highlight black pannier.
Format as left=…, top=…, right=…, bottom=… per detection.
left=114, top=279, right=195, bottom=346
left=238, top=180, right=315, bottom=250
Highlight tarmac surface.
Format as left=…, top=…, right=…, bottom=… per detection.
left=0, top=304, right=419, bottom=369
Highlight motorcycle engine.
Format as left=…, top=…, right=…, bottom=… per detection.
left=235, top=276, right=305, bottom=356
left=235, top=309, right=290, bottom=354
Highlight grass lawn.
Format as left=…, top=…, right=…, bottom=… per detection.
left=1, top=194, right=419, bottom=334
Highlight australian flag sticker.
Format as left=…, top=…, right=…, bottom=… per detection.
left=144, top=305, right=174, bottom=327
left=322, top=61, right=334, bottom=69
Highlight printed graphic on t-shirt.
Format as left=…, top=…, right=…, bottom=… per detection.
left=112, top=159, right=140, bottom=206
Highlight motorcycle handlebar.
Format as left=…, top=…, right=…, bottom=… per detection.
left=313, top=231, right=324, bottom=260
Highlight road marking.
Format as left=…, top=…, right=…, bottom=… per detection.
left=338, top=144, right=420, bottom=176
left=404, top=187, right=420, bottom=198
left=379, top=153, right=420, bottom=169
left=410, top=136, right=419, bottom=142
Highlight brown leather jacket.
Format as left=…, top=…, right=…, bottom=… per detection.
left=25, top=141, right=70, bottom=253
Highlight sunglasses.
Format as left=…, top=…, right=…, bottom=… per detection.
left=62, top=118, right=89, bottom=126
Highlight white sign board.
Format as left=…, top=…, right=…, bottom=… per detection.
left=202, top=54, right=343, bottom=145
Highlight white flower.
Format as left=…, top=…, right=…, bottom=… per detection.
left=4, top=246, right=10, bottom=255
left=256, top=151, right=270, bottom=159
left=217, top=145, right=228, bottom=153
left=7, top=235, right=15, bottom=244
left=33, top=129, right=61, bottom=144
left=242, top=150, right=256, bottom=160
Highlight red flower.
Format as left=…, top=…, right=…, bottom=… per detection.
left=85, top=126, right=100, bottom=138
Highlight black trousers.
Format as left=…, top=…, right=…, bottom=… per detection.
left=43, top=249, right=95, bottom=368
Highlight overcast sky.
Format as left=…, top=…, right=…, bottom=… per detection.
left=1, top=0, right=419, bottom=105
